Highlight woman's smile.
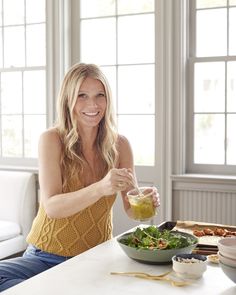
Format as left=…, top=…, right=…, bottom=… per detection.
left=82, top=111, right=100, bottom=116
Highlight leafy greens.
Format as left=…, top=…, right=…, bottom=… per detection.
left=119, top=226, right=197, bottom=250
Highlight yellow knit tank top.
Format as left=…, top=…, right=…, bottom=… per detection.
left=27, top=177, right=116, bottom=257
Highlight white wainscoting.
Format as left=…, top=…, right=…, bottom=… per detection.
left=172, top=175, right=236, bottom=226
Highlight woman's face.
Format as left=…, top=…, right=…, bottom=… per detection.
left=74, top=77, right=107, bottom=129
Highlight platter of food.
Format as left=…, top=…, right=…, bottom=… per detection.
left=158, top=220, right=236, bottom=255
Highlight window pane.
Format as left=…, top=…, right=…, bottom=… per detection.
left=196, top=9, right=227, bottom=57
left=230, top=0, right=236, bottom=5
left=24, top=115, right=46, bottom=158
left=194, top=62, right=225, bottom=112
left=26, top=24, right=46, bottom=66
left=81, top=18, right=116, bottom=65
left=100, top=66, right=117, bottom=111
left=227, top=115, right=236, bottom=164
left=2, top=115, right=22, bottom=157
left=118, top=0, right=154, bottom=14
left=26, top=0, right=45, bottom=23
left=0, top=0, right=3, bottom=26
left=80, top=0, right=115, bottom=18
left=118, top=65, right=154, bottom=114
left=0, top=0, right=46, bottom=163
left=118, top=14, right=154, bottom=64
left=0, top=0, right=2, bottom=26
left=118, top=115, right=154, bottom=166
left=24, top=70, right=46, bottom=114
left=1, top=72, right=22, bottom=114
left=229, top=8, right=236, bottom=55
left=227, top=62, right=236, bottom=112
left=194, top=114, right=225, bottom=164
left=196, top=0, right=227, bottom=8
left=0, top=28, right=3, bottom=67
left=3, top=0, right=24, bottom=25
left=4, top=26, right=25, bottom=67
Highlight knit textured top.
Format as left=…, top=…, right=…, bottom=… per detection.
left=27, top=176, right=116, bottom=257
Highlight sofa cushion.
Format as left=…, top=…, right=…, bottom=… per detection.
left=0, top=220, right=21, bottom=241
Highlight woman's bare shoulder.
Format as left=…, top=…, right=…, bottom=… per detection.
left=116, top=134, right=134, bottom=168
left=39, top=128, right=62, bottom=153
left=116, top=134, right=133, bottom=156
left=40, top=127, right=60, bottom=141
left=117, top=134, right=131, bottom=150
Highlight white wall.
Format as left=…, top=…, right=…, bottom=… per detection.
left=172, top=175, right=236, bottom=226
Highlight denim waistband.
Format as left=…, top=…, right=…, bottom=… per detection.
left=23, top=245, right=72, bottom=266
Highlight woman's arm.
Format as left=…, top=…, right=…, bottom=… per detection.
left=39, top=130, right=134, bottom=219
left=116, top=135, right=136, bottom=215
left=117, top=135, right=160, bottom=217
left=38, top=129, right=101, bottom=218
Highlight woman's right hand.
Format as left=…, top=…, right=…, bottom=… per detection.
left=98, top=168, right=135, bottom=196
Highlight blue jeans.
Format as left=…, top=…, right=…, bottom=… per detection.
left=0, top=245, right=72, bottom=292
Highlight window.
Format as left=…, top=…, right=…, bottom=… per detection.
left=80, top=0, right=155, bottom=166
left=187, top=0, right=236, bottom=174
left=0, top=0, right=46, bottom=166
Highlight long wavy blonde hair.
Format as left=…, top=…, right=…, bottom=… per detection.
left=55, top=63, right=118, bottom=188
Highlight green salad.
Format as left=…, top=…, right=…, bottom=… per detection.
left=119, top=226, right=197, bottom=250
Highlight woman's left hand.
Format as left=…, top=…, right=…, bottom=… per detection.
left=152, top=187, right=161, bottom=208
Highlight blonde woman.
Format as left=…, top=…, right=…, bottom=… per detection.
left=0, top=63, right=160, bottom=292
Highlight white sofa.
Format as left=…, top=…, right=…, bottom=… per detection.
left=0, top=170, right=37, bottom=259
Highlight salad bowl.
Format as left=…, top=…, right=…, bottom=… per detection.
left=117, top=226, right=198, bottom=264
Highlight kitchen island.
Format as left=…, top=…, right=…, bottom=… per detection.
left=1, top=228, right=236, bottom=295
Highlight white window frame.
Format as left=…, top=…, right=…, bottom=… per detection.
left=0, top=0, right=67, bottom=170
left=68, top=0, right=172, bottom=221
left=186, top=0, right=236, bottom=175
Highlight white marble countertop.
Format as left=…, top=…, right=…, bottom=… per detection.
left=2, top=230, right=236, bottom=295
